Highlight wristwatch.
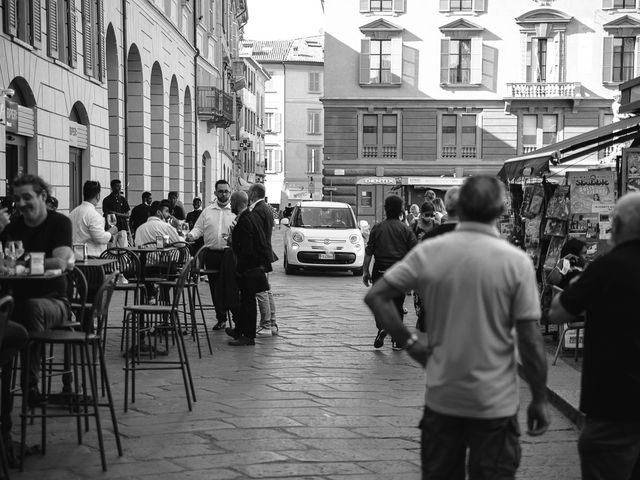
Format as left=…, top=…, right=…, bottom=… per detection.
left=404, top=333, right=419, bottom=350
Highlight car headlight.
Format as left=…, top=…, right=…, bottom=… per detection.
left=349, top=234, right=360, bottom=244
left=292, top=231, right=304, bottom=243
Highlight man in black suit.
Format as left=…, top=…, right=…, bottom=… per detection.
left=227, top=191, right=270, bottom=346
left=248, top=183, right=278, bottom=335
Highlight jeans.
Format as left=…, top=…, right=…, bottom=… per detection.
left=579, top=417, right=640, bottom=480
left=420, top=406, right=521, bottom=480
left=256, top=273, right=276, bottom=328
left=372, top=264, right=404, bottom=330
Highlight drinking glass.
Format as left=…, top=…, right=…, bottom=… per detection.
left=4, top=241, right=15, bottom=261
left=181, top=223, right=190, bottom=236
left=13, top=240, right=24, bottom=259
left=107, top=213, right=117, bottom=228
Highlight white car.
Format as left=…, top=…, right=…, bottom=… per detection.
left=281, top=201, right=365, bottom=276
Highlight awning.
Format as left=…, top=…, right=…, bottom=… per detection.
left=497, top=115, right=640, bottom=181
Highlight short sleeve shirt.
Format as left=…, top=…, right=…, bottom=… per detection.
left=102, top=193, right=130, bottom=231
left=384, top=222, right=541, bottom=418
left=560, top=239, right=640, bottom=421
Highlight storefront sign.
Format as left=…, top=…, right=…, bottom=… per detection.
left=69, top=121, right=88, bottom=149
left=406, top=176, right=465, bottom=187
left=334, top=169, right=345, bottom=176
left=356, top=176, right=398, bottom=186
left=567, top=171, right=615, bottom=214
left=4, top=100, right=18, bottom=133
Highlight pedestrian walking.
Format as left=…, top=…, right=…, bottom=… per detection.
left=248, top=183, right=279, bottom=336
left=412, top=200, right=438, bottom=241
left=186, top=180, right=236, bottom=330
left=362, top=195, right=417, bottom=350
left=365, top=175, right=549, bottom=479
left=102, top=179, right=130, bottom=247
left=550, top=192, right=640, bottom=480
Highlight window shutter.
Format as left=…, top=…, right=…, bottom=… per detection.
left=547, top=34, right=559, bottom=82
left=440, top=38, right=450, bottom=84
left=603, top=36, right=613, bottom=83
left=635, top=36, right=640, bottom=76
left=470, top=37, right=482, bottom=84
left=439, top=0, right=450, bottom=12
left=307, top=147, right=312, bottom=172
left=98, top=0, right=105, bottom=80
left=390, top=36, right=402, bottom=84
left=473, top=0, right=485, bottom=12
left=82, top=0, right=93, bottom=76
left=525, top=37, right=532, bottom=82
left=48, top=0, right=59, bottom=60
left=5, top=0, right=17, bottom=37
left=275, top=150, right=282, bottom=173
left=602, top=0, right=613, bottom=8
left=359, top=39, right=371, bottom=85
left=69, top=0, right=77, bottom=67
left=32, top=0, right=42, bottom=48
left=359, top=0, right=369, bottom=13
left=274, top=113, right=282, bottom=132
left=393, top=0, right=405, bottom=13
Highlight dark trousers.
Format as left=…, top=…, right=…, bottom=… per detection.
left=420, top=406, right=521, bottom=480
left=204, top=249, right=229, bottom=323
left=372, top=264, right=404, bottom=330
left=579, top=417, right=640, bottom=480
left=0, top=321, right=28, bottom=438
left=234, top=285, right=256, bottom=339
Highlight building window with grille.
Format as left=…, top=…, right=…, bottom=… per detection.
left=439, top=113, right=479, bottom=159
left=265, top=148, right=283, bottom=173
left=448, top=40, right=471, bottom=84
left=450, top=0, right=472, bottom=11
left=307, top=146, right=322, bottom=173
left=359, top=20, right=403, bottom=86
left=613, top=37, right=635, bottom=83
left=309, top=72, right=321, bottom=93
left=361, top=113, right=398, bottom=158
left=439, top=0, right=485, bottom=14
left=536, top=38, right=547, bottom=82
left=370, top=39, right=391, bottom=84
left=440, top=29, right=482, bottom=86
left=606, top=0, right=637, bottom=8
left=264, top=112, right=281, bottom=133
left=521, top=114, right=558, bottom=154
left=307, top=110, right=322, bottom=135
left=359, top=0, right=406, bottom=14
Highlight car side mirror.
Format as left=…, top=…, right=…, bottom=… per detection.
left=281, top=218, right=290, bottom=227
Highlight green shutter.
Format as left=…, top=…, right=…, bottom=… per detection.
left=6, top=0, right=17, bottom=37
left=393, top=0, right=405, bottom=13
left=440, top=38, right=450, bottom=84
left=603, top=36, right=613, bottom=83
left=390, top=36, right=402, bottom=84
left=98, top=0, right=105, bottom=81
left=69, top=0, right=77, bottom=67
left=359, top=0, right=369, bottom=13
left=439, top=0, right=449, bottom=12
left=360, top=39, right=371, bottom=85
left=82, top=0, right=93, bottom=77
left=470, top=36, right=482, bottom=84
left=32, top=0, right=42, bottom=48
left=48, top=0, right=59, bottom=60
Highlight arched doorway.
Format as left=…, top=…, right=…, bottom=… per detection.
left=69, top=102, right=90, bottom=209
left=126, top=44, right=146, bottom=202
left=106, top=24, right=120, bottom=180
left=150, top=62, right=166, bottom=196
left=4, top=77, right=37, bottom=196
left=169, top=76, right=182, bottom=197
left=184, top=86, right=194, bottom=203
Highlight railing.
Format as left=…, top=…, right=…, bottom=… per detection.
left=361, top=145, right=398, bottom=158
left=362, top=146, right=377, bottom=158
left=197, top=86, right=234, bottom=128
left=507, top=82, right=581, bottom=98
left=441, top=146, right=456, bottom=158
left=523, top=146, right=537, bottom=154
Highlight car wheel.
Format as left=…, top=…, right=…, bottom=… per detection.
left=284, top=252, right=295, bottom=275
left=352, top=267, right=363, bottom=276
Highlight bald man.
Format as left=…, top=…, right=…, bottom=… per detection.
left=550, top=192, right=640, bottom=480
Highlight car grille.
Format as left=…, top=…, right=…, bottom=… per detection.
left=297, top=252, right=356, bottom=265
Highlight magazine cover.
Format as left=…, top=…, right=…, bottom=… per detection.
left=622, top=148, right=640, bottom=194
left=524, top=217, right=541, bottom=248
left=520, top=185, right=534, bottom=217
left=546, top=185, right=570, bottom=220
left=544, top=218, right=566, bottom=237
left=568, top=171, right=615, bottom=214
left=527, top=184, right=545, bottom=217
left=544, top=236, right=564, bottom=270
left=569, top=213, right=599, bottom=236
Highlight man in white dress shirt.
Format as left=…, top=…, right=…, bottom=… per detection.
left=186, top=179, right=236, bottom=330
left=69, top=181, right=117, bottom=257
left=134, top=200, right=181, bottom=247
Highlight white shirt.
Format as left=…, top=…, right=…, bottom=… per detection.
left=68, top=201, right=112, bottom=257
left=189, top=202, right=235, bottom=250
left=134, top=217, right=181, bottom=247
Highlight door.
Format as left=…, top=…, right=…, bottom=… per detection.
left=69, top=147, right=82, bottom=209
left=356, top=185, right=404, bottom=225
left=5, top=135, right=27, bottom=196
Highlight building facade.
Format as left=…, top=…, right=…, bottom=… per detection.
left=323, top=0, right=627, bottom=223
left=0, top=0, right=247, bottom=213
left=241, top=36, right=324, bottom=209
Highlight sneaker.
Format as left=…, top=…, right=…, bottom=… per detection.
left=271, top=323, right=279, bottom=336
left=373, top=330, right=387, bottom=348
left=256, top=325, right=270, bottom=336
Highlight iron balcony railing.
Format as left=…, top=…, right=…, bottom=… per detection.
left=506, top=82, right=581, bottom=99
left=197, top=86, right=234, bottom=128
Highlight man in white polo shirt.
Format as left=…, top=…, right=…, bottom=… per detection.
left=365, top=175, right=549, bottom=479
left=69, top=180, right=117, bottom=257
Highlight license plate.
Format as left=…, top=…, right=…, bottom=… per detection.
left=319, top=252, right=334, bottom=260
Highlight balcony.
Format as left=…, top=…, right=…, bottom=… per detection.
left=505, top=82, right=582, bottom=112
left=197, top=86, right=234, bottom=129
left=362, top=145, right=397, bottom=158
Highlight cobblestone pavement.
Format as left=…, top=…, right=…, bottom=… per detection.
left=14, top=232, right=581, bottom=479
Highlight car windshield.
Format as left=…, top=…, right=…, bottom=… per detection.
left=292, top=207, right=356, bottom=229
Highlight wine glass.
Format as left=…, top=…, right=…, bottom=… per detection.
left=107, top=213, right=117, bottom=228
left=13, top=240, right=24, bottom=260
left=3, top=241, right=15, bottom=261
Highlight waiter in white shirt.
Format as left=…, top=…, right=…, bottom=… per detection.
left=69, top=181, right=117, bottom=257
left=186, top=179, right=236, bottom=330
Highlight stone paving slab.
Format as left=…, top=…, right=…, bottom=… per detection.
left=11, top=233, right=581, bottom=479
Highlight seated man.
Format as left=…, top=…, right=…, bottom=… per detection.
left=0, top=174, right=73, bottom=410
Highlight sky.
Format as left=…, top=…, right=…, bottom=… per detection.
left=243, top=0, right=325, bottom=40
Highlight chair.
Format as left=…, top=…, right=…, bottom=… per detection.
left=122, top=260, right=196, bottom=412
left=551, top=286, right=585, bottom=366
left=0, top=296, right=13, bottom=480
left=20, top=272, right=123, bottom=472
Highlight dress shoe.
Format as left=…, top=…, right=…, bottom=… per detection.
left=225, top=327, right=238, bottom=339
left=373, top=329, right=387, bottom=348
left=228, top=335, right=255, bottom=346
left=212, top=320, right=227, bottom=330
